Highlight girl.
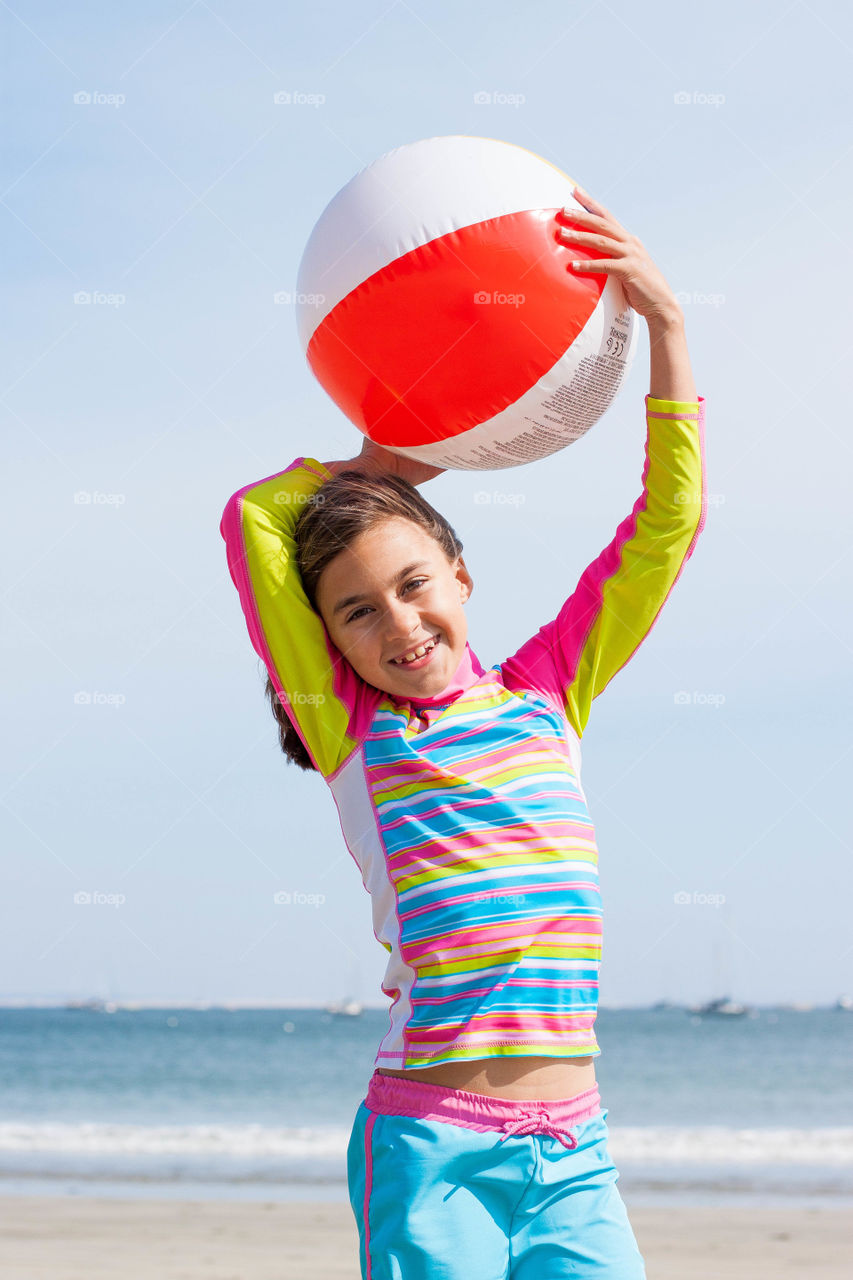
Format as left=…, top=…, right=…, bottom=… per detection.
left=220, top=187, right=706, bottom=1279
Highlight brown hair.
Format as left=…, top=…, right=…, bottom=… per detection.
left=264, top=467, right=465, bottom=772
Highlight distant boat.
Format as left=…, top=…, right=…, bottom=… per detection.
left=835, top=995, right=853, bottom=1012
left=63, top=998, right=118, bottom=1013
left=689, top=996, right=751, bottom=1017
left=325, top=997, right=363, bottom=1016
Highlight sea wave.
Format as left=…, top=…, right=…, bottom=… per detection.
left=0, top=1122, right=851, bottom=1166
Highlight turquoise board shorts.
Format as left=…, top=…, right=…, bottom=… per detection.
left=347, top=1070, right=647, bottom=1279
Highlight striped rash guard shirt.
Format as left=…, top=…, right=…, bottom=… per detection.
left=220, top=395, right=707, bottom=1070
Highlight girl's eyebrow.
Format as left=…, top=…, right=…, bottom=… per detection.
left=333, top=562, right=431, bottom=616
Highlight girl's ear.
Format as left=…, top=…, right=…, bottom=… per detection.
left=456, top=556, right=473, bottom=601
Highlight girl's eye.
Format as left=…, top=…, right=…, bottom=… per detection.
left=346, top=578, right=427, bottom=624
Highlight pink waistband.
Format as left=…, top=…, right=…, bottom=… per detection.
left=364, top=1071, right=601, bottom=1150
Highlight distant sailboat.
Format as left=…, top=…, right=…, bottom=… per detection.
left=63, top=997, right=118, bottom=1013
left=325, top=996, right=363, bottom=1016
left=688, top=905, right=754, bottom=1016
left=690, top=994, right=750, bottom=1017
left=64, top=957, right=119, bottom=1013
left=325, top=952, right=365, bottom=1015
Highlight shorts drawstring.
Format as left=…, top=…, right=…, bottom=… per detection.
left=364, top=1072, right=600, bottom=1150
left=499, top=1110, right=579, bottom=1149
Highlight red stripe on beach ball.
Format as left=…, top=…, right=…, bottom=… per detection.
left=305, top=209, right=606, bottom=447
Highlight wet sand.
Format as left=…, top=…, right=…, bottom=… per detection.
left=0, top=1195, right=851, bottom=1277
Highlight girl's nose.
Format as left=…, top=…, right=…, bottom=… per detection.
left=384, top=600, right=424, bottom=640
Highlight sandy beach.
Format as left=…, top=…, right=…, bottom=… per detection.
left=0, top=1196, right=850, bottom=1278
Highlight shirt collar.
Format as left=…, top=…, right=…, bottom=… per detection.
left=388, top=641, right=487, bottom=710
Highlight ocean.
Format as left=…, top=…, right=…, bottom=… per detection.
left=1, top=1006, right=851, bottom=1206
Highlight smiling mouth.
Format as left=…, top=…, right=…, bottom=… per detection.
left=389, top=634, right=440, bottom=666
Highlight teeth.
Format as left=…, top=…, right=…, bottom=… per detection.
left=392, top=636, right=437, bottom=665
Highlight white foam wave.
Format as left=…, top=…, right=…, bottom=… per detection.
left=0, top=1123, right=851, bottom=1166
left=0, top=1123, right=349, bottom=1159
left=610, top=1127, right=853, bottom=1166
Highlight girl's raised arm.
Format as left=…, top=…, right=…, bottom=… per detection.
left=501, top=190, right=706, bottom=736
left=220, top=459, right=378, bottom=778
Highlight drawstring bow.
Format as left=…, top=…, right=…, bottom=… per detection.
left=498, top=1110, right=578, bottom=1149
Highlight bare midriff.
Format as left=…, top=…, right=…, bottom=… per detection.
left=377, top=1054, right=597, bottom=1101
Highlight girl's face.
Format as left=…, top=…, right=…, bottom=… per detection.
left=315, top=517, right=473, bottom=699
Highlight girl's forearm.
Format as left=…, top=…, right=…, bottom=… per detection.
left=647, top=309, right=698, bottom=403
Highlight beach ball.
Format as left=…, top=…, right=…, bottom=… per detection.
left=295, top=135, right=637, bottom=471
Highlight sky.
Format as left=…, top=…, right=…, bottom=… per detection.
left=2, top=0, right=852, bottom=1009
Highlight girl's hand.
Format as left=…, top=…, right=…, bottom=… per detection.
left=327, top=188, right=684, bottom=483
left=325, top=437, right=445, bottom=487
left=556, top=186, right=683, bottom=329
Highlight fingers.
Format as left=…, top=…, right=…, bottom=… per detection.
left=557, top=226, right=627, bottom=254
left=566, top=257, right=618, bottom=272
left=560, top=185, right=627, bottom=236
left=571, top=184, right=617, bottom=226
left=556, top=212, right=628, bottom=251
left=572, top=184, right=615, bottom=222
